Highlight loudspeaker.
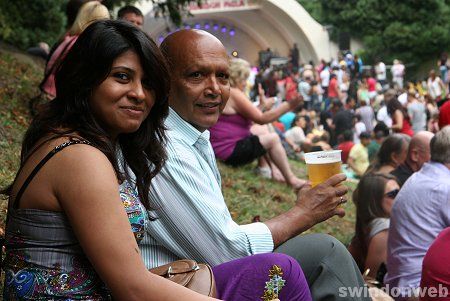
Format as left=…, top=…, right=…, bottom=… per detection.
left=339, top=32, right=350, bottom=51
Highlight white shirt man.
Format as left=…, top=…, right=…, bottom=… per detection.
left=376, top=61, right=386, bottom=80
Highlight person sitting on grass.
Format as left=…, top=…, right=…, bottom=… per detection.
left=143, top=28, right=370, bottom=301
left=348, top=173, right=400, bottom=279
left=385, top=126, right=450, bottom=301
left=353, top=114, right=367, bottom=144
left=347, top=131, right=371, bottom=177
left=41, top=1, right=110, bottom=99
left=367, top=133, right=411, bottom=175
left=309, top=131, right=332, bottom=152
left=209, top=57, right=305, bottom=190
left=2, top=20, right=312, bottom=301
left=284, top=114, right=311, bottom=154
left=367, top=121, right=390, bottom=162
left=337, top=129, right=355, bottom=164
left=390, top=131, right=434, bottom=187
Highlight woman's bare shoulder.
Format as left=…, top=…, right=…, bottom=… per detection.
left=34, top=136, right=109, bottom=167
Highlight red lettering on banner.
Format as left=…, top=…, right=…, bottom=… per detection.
left=223, top=0, right=245, bottom=7
left=189, top=2, right=221, bottom=10
left=189, top=0, right=247, bottom=10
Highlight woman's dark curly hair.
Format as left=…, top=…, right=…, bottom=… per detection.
left=7, top=20, right=170, bottom=210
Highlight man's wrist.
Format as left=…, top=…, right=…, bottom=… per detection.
left=265, top=206, right=315, bottom=248
left=289, top=205, right=315, bottom=231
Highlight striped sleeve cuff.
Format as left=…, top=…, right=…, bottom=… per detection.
left=240, top=222, right=274, bottom=254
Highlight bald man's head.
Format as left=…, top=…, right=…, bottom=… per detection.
left=407, top=131, right=434, bottom=171
left=161, top=29, right=225, bottom=68
left=160, top=29, right=231, bottom=131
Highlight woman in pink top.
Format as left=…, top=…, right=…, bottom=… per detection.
left=41, top=35, right=79, bottom=98
left=41, top=1, right=110, bottom=98
left=210, top=58, right=305, bottom=189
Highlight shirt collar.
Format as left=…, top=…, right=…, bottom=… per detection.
left=422, top=161, right=450, bottom=177
left=165, top=107, right=210, bottom=146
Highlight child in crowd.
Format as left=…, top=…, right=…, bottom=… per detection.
left=348, top=132, right=371, bottom=177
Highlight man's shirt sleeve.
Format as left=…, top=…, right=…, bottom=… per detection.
left=146, top=145, right=274, bottom=267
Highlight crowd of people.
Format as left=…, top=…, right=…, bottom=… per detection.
left=231, top=45, right=450, bottom=184
left=1, top=1, right=368, bottom=300
left=2, top=0, right=450, bottom=300
left=225, top=31, right=450, bottom=301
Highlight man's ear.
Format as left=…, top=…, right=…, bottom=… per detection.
left=410, top=148, right=419, bottom=163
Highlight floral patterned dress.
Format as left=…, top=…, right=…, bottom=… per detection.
left=2, top=142, right=311, bottom=300
left=3, top=175, right=146, bottom=300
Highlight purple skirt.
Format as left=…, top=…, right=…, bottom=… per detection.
left=212, top=253, right=311, bottom=301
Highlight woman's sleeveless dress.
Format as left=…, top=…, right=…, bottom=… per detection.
left=3, top=141, right=311, bottom=300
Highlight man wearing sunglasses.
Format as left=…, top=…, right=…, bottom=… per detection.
left=386, top=126, right=450, bottom=301
left=391, top=131, right=435, bottom=187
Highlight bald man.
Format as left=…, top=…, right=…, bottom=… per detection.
left=391, top=131, right=434, bottom=186
left=143, top=29, right=369, bottom=301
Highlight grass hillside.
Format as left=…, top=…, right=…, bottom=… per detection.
left=0, top=49, right=357, bottom=247
left=0, top=49, right=44, bottom=229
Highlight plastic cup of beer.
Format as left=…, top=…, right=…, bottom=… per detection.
left=304, top=150, right=342, bottom=187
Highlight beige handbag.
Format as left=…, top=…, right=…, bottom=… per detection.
left=149, top=259, right=217, bottom=297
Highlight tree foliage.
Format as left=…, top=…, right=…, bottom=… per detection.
left=296, top=0, right=322, bottom=24
left=317, top=0, right=450, bottom=63
left=0, top=0, right=201, bottom=50
left=0, top=0, right=66, bottom=49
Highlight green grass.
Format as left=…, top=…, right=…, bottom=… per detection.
left=0, top=49, right=44, bottom=299
left=0, top=51, right=43, bottom=226
left=0, top=49, right=358, bottom=300
left=0, top=49, right=358, bottom=246
left=220, top=160, right=357, bottom=245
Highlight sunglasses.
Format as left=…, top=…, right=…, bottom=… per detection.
left=385, top=189, right=400, bottom=199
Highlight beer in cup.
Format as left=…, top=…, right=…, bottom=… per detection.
left=304, top=150, right=342, bottom=187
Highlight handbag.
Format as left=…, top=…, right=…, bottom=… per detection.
left=149, top=259, right=217, bottom=297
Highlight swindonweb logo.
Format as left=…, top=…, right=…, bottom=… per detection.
left=338, top=284, right=449, bottom=299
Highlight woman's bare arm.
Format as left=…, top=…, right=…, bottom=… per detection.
left=231, top=88, right=300, bottom=124
left=53, top=145, right=219, bottom=301
left=365, top=230, right=388, bottom=278
left=391, top=110, right=404, bottom=131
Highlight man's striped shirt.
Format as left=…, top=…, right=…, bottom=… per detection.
left=140, top=108, right=274, bottom=268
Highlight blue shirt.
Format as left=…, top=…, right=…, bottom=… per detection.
left=279, top=112, right=296, bottom=131
left=140, top=108, right=274, bottom=269
left=386, top=162, right=450, bottom=296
